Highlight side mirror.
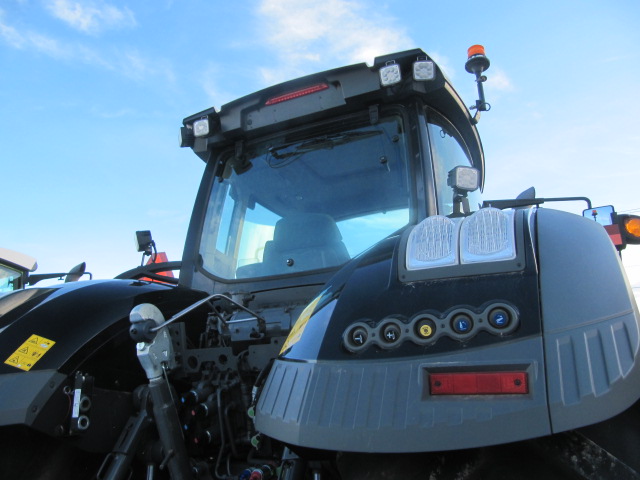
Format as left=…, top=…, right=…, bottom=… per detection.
left=584, top=206, right=640, bottom=250
left=583, top=205, right=614, bottom=226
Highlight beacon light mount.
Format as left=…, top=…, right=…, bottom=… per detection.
left=465, top=44, right=491, bottom=124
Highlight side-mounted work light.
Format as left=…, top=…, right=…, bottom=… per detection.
left=448, top=166, right=480, bottom=192
left=193, top=117, right=210, bottom=137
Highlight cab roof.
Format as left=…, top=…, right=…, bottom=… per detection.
left=183, top=49, right=484, bottom=188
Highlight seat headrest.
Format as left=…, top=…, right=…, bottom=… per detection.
left=273, top=214, right=342, bottom=249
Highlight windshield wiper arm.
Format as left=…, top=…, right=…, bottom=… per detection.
left=268, top=130, right=382, bottom=160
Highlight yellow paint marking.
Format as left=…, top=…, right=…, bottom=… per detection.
left=4, top=334, right=56, bottom=371
left=280, top=295, right=323, bottom=354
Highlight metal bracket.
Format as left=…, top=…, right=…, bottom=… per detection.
left=130, top=304, right=175, bottom=381
left=69, top=371, right=92, bottom=434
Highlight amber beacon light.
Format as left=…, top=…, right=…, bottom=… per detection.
left=465, top=44, right=491, bottom=123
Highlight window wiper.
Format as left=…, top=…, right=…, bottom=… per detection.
left=268, top=130, right=382, bottom=160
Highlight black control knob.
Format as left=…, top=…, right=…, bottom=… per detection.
left=381, top=323, right=401, bottom=343
left=488, top=308, right=511, bottom=329
left=349, top=326, right=368, bottom=347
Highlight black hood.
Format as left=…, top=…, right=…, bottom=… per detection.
left=280, top=217, right=542, bottom=362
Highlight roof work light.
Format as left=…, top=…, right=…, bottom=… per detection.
left=413, top=57, right=435, bottom=81
left=379, top=61, right=402, bottom=87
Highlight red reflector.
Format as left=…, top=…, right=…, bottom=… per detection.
left=265, top=83, right=329, bottom=106
left=430, top=372, right=528, bottom=395
left=605, top=224, right=623, bottom=246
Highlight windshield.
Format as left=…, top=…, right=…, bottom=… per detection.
left=199, top=112, right=411, bottom=280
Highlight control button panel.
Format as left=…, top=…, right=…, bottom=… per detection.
left=342, top=302, right=519, bottom=353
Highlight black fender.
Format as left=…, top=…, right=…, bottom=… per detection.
left=0, top=279, right=206, bottom=447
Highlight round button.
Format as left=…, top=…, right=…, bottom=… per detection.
left=415, top=318, right=436, bottom=339
left=381, top=323, right=401, bottom=343
left=489, top=308, right=511, bottom=329
left=349, top=326, right=368, bottom=347
left=451, top=314, right=474, bottom=334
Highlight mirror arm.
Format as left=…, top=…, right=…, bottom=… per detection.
left=484, top=196, right=592, bottom=210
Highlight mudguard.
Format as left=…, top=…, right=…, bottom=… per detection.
left=0, top=279, right=205, bottom=440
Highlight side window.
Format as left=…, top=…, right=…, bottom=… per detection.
left=0, top=263, right=23, bottom=292
left=427, top=111, right=482, bottom=216
left=200, top=173, right=282, bottom=279
left=237, top=204, right=279, bottom=268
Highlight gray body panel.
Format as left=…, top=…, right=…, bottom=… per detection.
left=0, top=369, right=66, bottom=426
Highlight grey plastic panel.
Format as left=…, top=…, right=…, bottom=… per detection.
left=545, top=312, right=640, bottom=432
left=537, top=208, right=640, bottom=431
left=255, top=337, right=550, bottom=453
left=0, top=369, right=66, bottom=426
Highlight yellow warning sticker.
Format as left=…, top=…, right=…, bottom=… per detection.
left=4, top=334, right=56, bottom=371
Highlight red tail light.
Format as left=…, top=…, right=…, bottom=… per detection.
left=265, top=83, right=329, bottom=106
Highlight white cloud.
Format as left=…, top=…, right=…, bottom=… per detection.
left=489, top=68, right=514, bottom=92
left=117, top=49, right=176, bottom=83
left=0, top=9, right=172, bottom=83
left=256, top=0, right=413, bottom=83
left=0, top=9, right=26, bottom=48
left=44, top=0, right=136, bottom=35
left=428, top=52, right=455, bottom=80
left=0, top=14, right=75, bottom=60
left=200, top=62, right=239, bottom=108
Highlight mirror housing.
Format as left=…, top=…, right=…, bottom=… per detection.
left=583, top=206, right=640, bottom=251
left=582, top=205, right=615, bottom=226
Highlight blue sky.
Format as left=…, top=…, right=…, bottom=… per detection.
left=2, top=0, right=640, bottom=287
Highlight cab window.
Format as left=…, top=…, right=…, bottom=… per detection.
left=427, top=110, right=482, bottom=216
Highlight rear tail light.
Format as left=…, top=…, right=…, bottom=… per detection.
left=265, top=83, right=329, bottom=106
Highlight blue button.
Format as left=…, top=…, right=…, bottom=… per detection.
left=489, top=308, right=511, bottom=329
left=452, top=314, right=473, bottom=334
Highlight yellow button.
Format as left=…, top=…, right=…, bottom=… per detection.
left=419, top=324, right=433, bottom=337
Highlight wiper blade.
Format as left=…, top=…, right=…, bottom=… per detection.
left=268, top=130, right=382, bottom=160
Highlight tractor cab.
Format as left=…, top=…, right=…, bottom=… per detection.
left=180, top=48, right=487, bottom=293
